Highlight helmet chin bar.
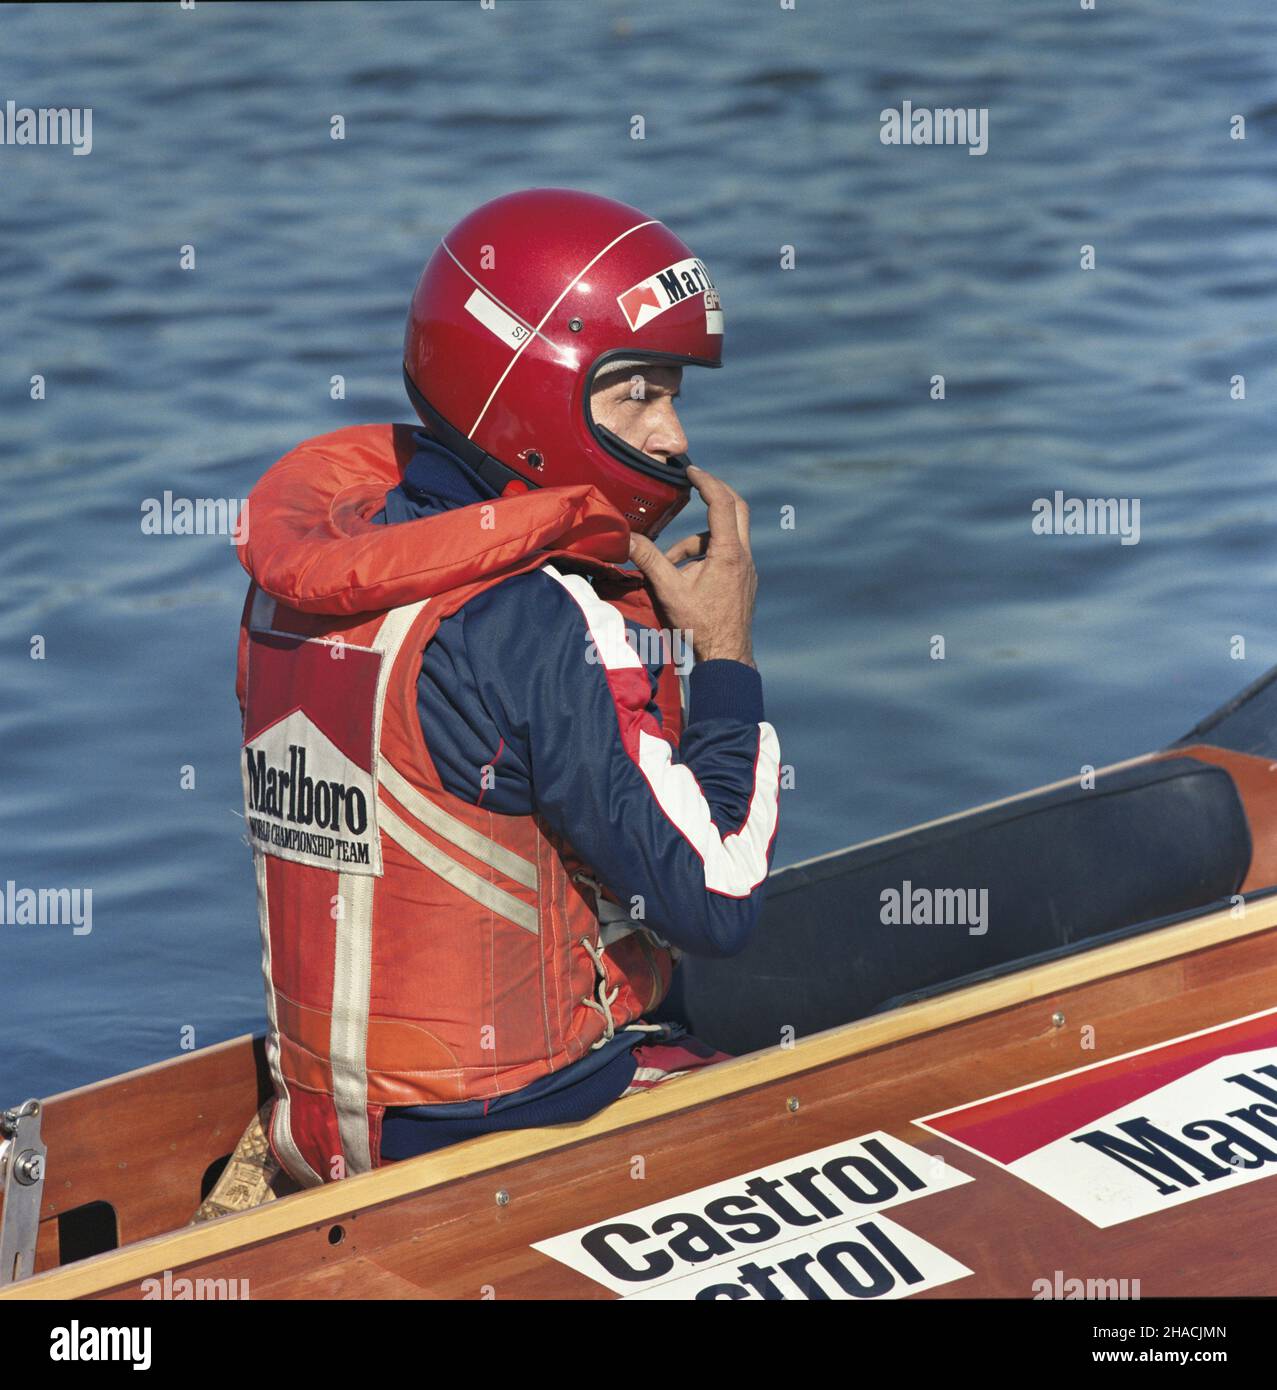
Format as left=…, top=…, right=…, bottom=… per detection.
left=403, top=367, right=535, bottom=497
left=593, top=423, right=694, bottom=485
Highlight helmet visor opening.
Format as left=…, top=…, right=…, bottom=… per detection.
left=584, top=348, right=720, bottom=487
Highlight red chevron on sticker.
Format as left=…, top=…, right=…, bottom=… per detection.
left=619, top=284, right=663, bottom=331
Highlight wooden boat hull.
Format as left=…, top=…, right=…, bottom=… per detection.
left=6, top=669, right=1277, bottom=1299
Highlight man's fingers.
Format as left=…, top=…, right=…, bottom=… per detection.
left=664, top=530, right=710, bottom=566
left=628, top=531, right=686, bottom=599
left=734, top=493, right=752, bottom=552
left=694, top=469, right=751, bottom=551
left=686, top=465, right=743, bottom=556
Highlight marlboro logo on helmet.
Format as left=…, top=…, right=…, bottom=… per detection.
left=402, top=188, right=724, bottom=538
left=617, top=257, right=720, bottom=331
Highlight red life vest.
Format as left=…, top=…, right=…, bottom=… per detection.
left=236, top=425, right=680, bottom=1187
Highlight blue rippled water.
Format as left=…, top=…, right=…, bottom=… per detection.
left=3, top=0, right=1276, bottom=1097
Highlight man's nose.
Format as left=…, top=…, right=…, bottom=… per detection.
left=647, top=401, right=688, bottom=460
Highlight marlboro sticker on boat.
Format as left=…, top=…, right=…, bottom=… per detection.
left=915, top=1007, right=1277, bottom=1229
left=532, top=1131, right=973, bottom=1300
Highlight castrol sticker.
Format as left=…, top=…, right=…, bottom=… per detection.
left=532, top=1131, right=972, bottom=1300
left=242, top=631, right=383, bottom=875
left=915, top=1007, right=1277, bottom=1228
left=617, top=256, right=718, bottom=332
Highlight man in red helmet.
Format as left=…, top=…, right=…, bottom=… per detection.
left=230, top=189, right=781, bottom=1194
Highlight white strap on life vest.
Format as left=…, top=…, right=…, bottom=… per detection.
left=378, top=800, right=539, bottom=934
left=327, top=600, right=431, bottom=1176
left=330, top=870, right=377, bottom=1175
left=379, top=760, right=538, bottom=892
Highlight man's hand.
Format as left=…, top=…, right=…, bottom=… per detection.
left=627, top=465, right=758, bottom=668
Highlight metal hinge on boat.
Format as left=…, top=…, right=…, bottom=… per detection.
left=0, top=1100, right=47, bottom=1285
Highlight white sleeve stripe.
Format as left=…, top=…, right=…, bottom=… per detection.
left=638, top=726, right=780, bottom=896
left=544, top=564, right=644, bottom=670
left=544, top=563, right=780, bottom=898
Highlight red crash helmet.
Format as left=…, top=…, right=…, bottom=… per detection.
left=403, top=188, right=723, bottom=537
